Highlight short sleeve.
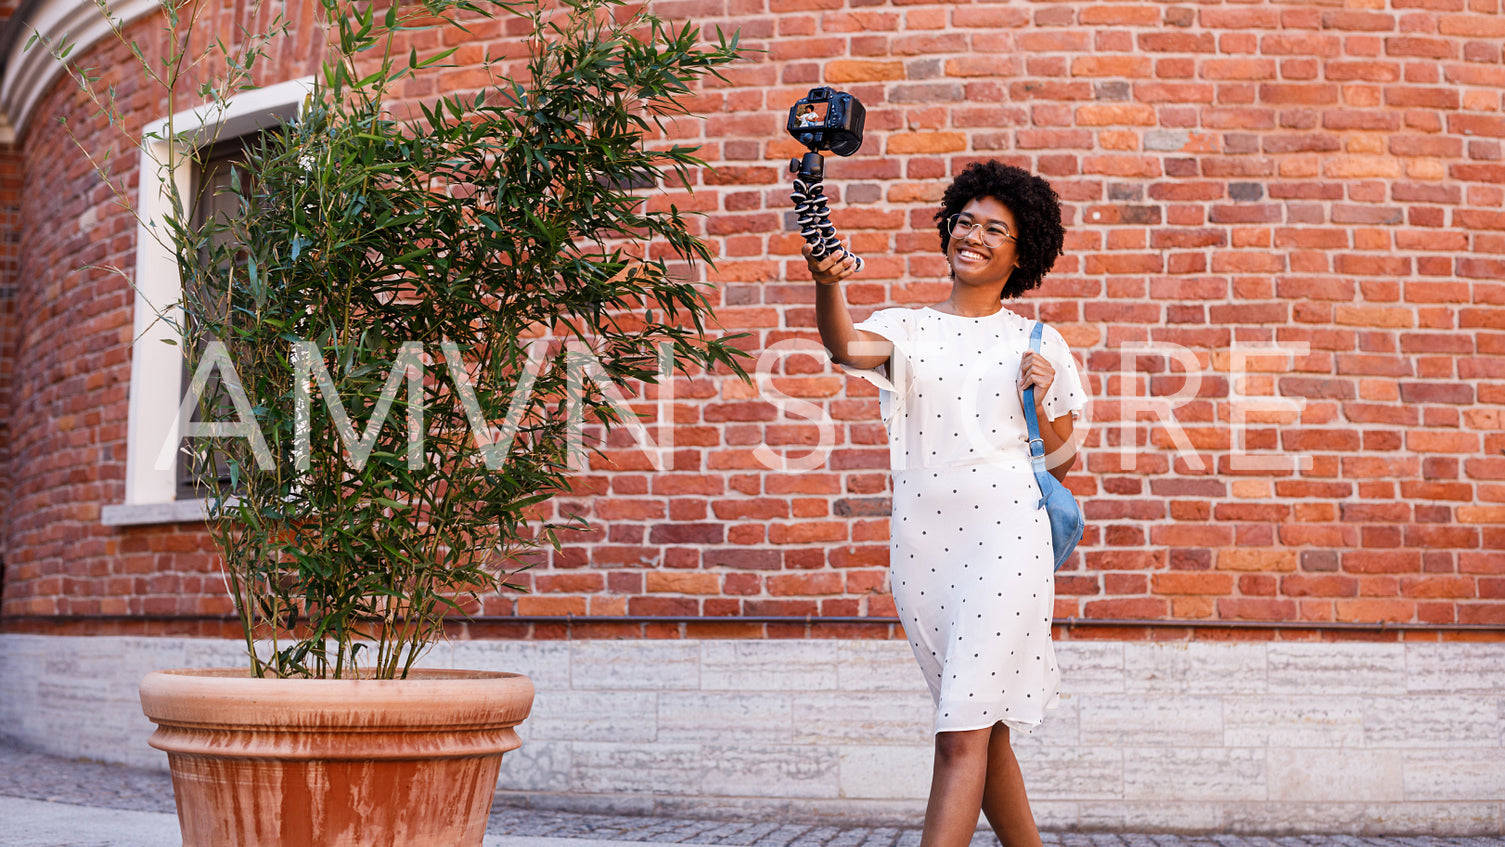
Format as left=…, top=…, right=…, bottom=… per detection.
left=836, top=308, right=903, bottom=394
left=833, top=308, right=913, bottom=420
left=1040, top=324, right=1088, bottom=422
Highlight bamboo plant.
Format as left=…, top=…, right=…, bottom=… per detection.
left=44, top=0, right=749, bottom=677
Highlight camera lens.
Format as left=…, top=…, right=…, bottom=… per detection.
left=829, top=133, right=860, bottom=157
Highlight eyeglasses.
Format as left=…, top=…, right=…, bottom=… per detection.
left=948, top=214, right=1015, bottom=248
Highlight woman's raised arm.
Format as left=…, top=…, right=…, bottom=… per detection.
left=805, top=242, right=890, bottom=370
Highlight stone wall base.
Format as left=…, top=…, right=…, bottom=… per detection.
left=1, top=634, right=1500, bottom=835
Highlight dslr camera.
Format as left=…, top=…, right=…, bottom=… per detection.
left=785, top=87, right=865, bottom=157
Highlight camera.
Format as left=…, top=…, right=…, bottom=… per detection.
left=785, top=87, right=866, bottom=271
left=785, top=87, right=865, bottom=157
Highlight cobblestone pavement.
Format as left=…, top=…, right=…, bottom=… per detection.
left=487, top=808, right=1505, bottom=847
left=0, top=741, right=176, bottom=816
left=3, top=740, right=1502, bottom=847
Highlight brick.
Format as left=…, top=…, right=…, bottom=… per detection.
left=1448, top=114, right=1505, bottom=138
left=1399, top=575, right=1477, bottom=598
left=1076, top=104, right=1157, bottom=126
left=1323, top=10, right=1396, bottom=31
left=1151, top=572, right=1235, bottom=595
left=1216, top=597, right=1299, bottom=620
left=648, top=523, right=726, bottom=544
left=534, top=572, right=606, bottom=593
left=1202, top=7, right=1280, bottom=29
left=767, top=570, right=843, bottom=595
left=769, top=522, right=847, bottom=544
left=1079, top=4, right=1158, bottom=26
left=1019, top=31, right=1092, bottom=52
left=823, top=60, right=903, bottom=83
left=1261, top=83, right=1340, bottom=105
left=1202, top=59, right=1278, bottom=81
left=645, top=571, right=722, bottom=594
left=1217, top=549, right=1300, bottom=573
left=1018, top=129, right=1094, bottom=150
left=1077, top=595, right=1168, bottom=620
left=1334, top=599, right=1415, bottom=622
left=1012, top=80, right=1094, bottom=103
left=1070, top=56, right=1153, bottom=78
left=1326, top=61, right=1402, bottom=82
left=1138, top=32, right=1214, bottom=53
left=1438, top=14, right=1505, bottom=36
left=517, top=595, right=589, bottom=616
left=885, top=132, right=966, bottom=154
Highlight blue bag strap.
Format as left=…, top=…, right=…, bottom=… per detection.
left=1023, top=321, right=1047, bottom=472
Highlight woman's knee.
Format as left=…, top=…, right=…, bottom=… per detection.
left=934, top=728, right=992, bottom=763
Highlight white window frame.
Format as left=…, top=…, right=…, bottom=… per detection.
left=101, top=77, right=312, bottom=526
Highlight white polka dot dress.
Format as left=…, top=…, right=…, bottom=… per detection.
left=837, top=304, right=1088, bottom=736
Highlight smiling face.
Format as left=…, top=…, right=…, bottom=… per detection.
left=946, top=195, right=1020, bottom=292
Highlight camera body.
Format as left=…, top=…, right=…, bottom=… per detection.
left=786, top=87, right=865, bottom=157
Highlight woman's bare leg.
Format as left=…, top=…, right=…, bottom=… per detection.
left=919, top=728, right=992, bottom=847
left=979, top=723, right=1044, bottom=847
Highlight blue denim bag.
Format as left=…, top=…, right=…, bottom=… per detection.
left=1022, top=321, right=1084, bottom=571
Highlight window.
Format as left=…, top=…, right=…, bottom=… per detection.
left=102, top=77, right=312, bottom=526
left=175, top=133, right=258, bottom=500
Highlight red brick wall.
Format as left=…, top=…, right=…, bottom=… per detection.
left=0, top=146, right=17, bottom=581
left=0, top=9, right=324, bottom=623
left=2, top=0, right=1503, bottom=636
left=2, top=20, right=200, bottom=618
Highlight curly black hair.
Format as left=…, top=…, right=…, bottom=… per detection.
left=935, top=161, right=1065, bottom=300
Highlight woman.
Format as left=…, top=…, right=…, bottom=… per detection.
left=806, top=160, right=1086, bottom=847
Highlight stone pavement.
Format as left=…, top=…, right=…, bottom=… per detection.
left=2, top=739, right=1503, bottom=847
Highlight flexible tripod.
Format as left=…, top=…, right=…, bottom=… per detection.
left=789, top=151, right=863, bottom=273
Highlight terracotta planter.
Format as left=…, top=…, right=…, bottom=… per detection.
left=139, top=667, right=534, bottom=847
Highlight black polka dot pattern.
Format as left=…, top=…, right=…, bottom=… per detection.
left=839, top=304, right=1083, bottom=737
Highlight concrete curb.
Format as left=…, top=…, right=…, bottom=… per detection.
left=3, top=740, right=1504, bottom=847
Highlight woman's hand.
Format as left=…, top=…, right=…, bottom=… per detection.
left=1018, top=351, right=1054, bottom=413
left=1020, top=350, right=1076, bottom=480
left=804, top=241, right=858, bottom=286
